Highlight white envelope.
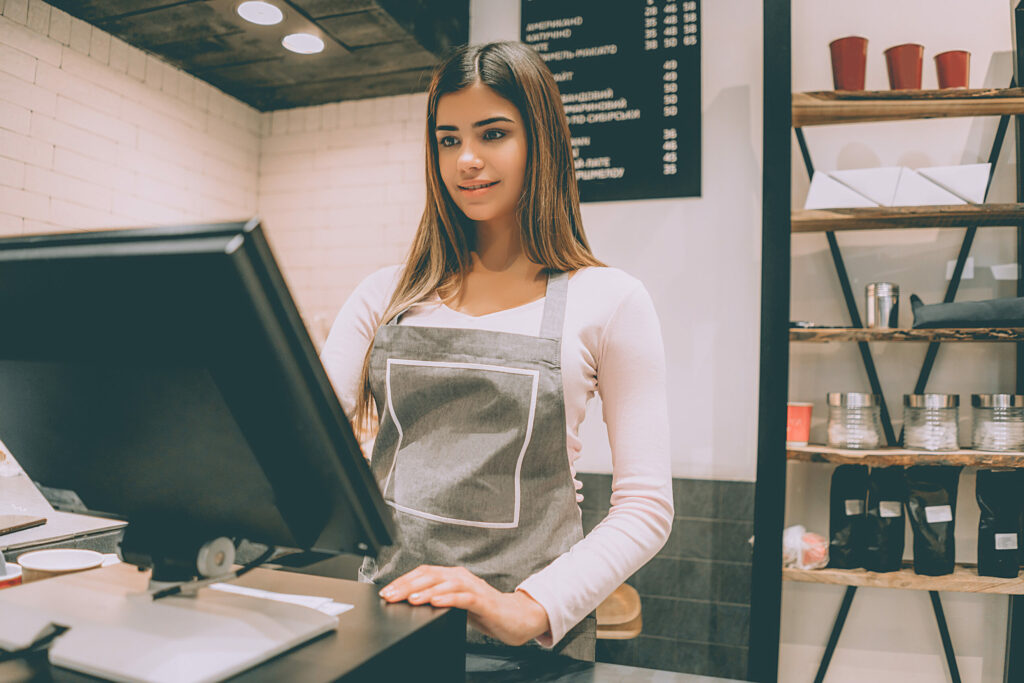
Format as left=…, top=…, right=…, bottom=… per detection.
left=916, top=163, right=991, bottom=204
left=804, top=171, right=878, bottom=209
left=829, top=167, right=902, bottom=207
left=891, top=168, right=966, bottom=206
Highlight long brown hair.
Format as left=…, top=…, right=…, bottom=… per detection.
left=354, top=41, right=604, bottom=435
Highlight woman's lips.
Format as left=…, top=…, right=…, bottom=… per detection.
left=457, top=180, right=500, bottom=195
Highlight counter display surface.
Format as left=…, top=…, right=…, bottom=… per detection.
left=0, top=564, right=740, bottom=682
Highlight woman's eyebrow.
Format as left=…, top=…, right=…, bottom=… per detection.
left=435, top=116, right=516, bottom=132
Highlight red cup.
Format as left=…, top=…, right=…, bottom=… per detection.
left=787, top=402, right=813, bottom=447
left=0, top=563, right=22, bottom=589
left=829, top=36, right=868, bottom=90
left=884, top=43, right=924, bottom=90
left=935, top=50, right=970, bottom=89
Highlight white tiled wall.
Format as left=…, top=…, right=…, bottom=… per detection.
left=0, top=0, right=260, bottom=238
left=0, top=0, right=430, bottom=348
left=258, top=94, right=428, bottom=344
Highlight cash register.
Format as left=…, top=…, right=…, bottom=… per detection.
left=0, top=220, right=464, bottom=682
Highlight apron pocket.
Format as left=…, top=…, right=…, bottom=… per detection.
left=382, top=359, right=539, bottom=528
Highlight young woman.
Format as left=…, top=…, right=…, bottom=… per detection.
left=321, top=41, right=672, bottom=661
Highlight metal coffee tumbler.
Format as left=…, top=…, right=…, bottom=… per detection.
left=866, top=282, right=899, bottom=328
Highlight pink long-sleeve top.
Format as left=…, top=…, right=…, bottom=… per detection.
left=320, top=264, right=673, bottom=647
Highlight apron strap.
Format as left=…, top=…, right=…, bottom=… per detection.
left=539, top=270, right=569, bottom=340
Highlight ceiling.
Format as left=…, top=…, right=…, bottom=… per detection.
left=47, top=0, right=469, bottom=111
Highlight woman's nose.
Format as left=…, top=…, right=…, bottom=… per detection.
left=457, top=142, right=483, bottom=171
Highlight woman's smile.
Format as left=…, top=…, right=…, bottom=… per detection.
left=457, top=179, right=501, bottom=196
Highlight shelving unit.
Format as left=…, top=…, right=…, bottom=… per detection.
left=792, top=87, right=1024, bottom=127
left=792, top=204, right=1024, bottom=232
left=791, top=327, right=1024, bottom=342
left=752, top=9, right=1024, bottom=680
left=787, top=445, right=1024, bottom=468
left=784, top=566, right=1024, bottom=595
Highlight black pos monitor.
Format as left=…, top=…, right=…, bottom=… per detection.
left=0, top=219, right=394, bottom=579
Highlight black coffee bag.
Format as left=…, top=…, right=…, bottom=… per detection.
left=905, top=466, right=962, bottom=576
left=976, top=469, right=1023, bottom=579
left=863, top=467, right=906, bottom=573
left=828, top=465, right=868, bottom=569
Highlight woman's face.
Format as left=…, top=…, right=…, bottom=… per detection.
left=434, top=82, right=528, bottom=230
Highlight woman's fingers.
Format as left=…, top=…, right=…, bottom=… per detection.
left=406, top=580, right=464, bottom=605
left=379, top=565, right=479, bottom=602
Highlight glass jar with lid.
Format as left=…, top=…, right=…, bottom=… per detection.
left=826, top=392, right=883, bottom=449
left=971, top=394, right=1024, bottom=452
left=903, top=394, right=959, bottom=451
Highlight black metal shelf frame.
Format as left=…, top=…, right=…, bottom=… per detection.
left=753, top=2, right=1024, bottom=682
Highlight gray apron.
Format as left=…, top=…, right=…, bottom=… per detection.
left=359, top=270, right=596, bottom=661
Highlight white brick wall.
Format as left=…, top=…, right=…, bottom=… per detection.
left=0, top=1, right=259, bottom=239
left=0, top=0, right=430, bottom=348
left=258, top=94, right=428, bottom=345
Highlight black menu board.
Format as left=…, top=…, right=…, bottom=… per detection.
left=521, top=0, right=701, bottom=202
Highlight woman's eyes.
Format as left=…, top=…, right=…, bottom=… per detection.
left=436, top=129, right=508, bottom=148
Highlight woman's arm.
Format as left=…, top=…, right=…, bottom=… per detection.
left=320, top=265, right=402, bottom=422
left=517, top=280, right=674, bottom=646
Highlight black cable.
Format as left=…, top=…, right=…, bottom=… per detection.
left=0, top=623, right=70, bottom=663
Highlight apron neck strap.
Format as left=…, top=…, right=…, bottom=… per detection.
left=539, top=270, right=569, bottom=340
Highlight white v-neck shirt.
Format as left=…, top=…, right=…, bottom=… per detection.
left=320, top=265, right=672, bottom=648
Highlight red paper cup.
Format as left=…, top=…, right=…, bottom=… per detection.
left=0, top=563, right=22, bottom=589
left=829, top=36, right=868, bottom=90
left=935, top=50, right=970, bottom=89
left=884, top=43, right=924, bottom=90
left=787, top=402, right=813, bottom=447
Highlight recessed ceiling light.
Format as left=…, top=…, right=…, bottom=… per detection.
left=237, top=1, right=283, bottom=26
left=282, top=33, right=324, bottom=54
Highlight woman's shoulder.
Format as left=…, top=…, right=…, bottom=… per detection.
left=569, top=266, right=648, bottom=300
left=352, top=264, right=404, bottom=302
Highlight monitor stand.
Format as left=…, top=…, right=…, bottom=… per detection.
left=0, top=563, right=337, bottom=683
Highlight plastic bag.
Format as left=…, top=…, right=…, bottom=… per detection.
left=783, top=525, right=828, bottom=570
left=828, top=465, right=868, bottom=569
left=863, top=467, right=906, bottom=573
left=905, top=465, right=961, bottom=576
left=976, top=469, right=1023, bottom=578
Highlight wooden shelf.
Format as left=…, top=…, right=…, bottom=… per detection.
left=788, top=445, right=1024, bottom=468
left=784, top=565, right=1024, bottom=594
left=790, top=327, right=1024, bottom=342
left=792, top=204, right=1024, bottom=233
left=793, top=88, right=1024, bottom=127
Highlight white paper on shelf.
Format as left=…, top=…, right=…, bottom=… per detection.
left=917, top=163, right=991, bottom=204
left=209, top=582, right=354, bottom=616
left=829, top=166, right=902, bottom=207
left=804, top=171, right=879, bottom=209
left=892, top=168, right=967, bottom=206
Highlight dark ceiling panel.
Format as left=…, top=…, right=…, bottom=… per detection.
left=41, top=0, right=198, bottom=23
left=317, top=8, right=406, bottom=48
left=198, top=39, right=437, bottom=89
left=45, top=0, right=468, bottom=109
left=97, top=2, right=256, bottom=50
left=290, top=0, right=377, bottom=18
left=248, top=65, right=435, bottom=109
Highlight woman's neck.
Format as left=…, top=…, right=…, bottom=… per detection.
left=441, top=219, right=547, bottom=315
left=471, top=218, right=528, bottom=272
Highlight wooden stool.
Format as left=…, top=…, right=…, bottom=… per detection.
left=596, top=583, right=642, bottom=639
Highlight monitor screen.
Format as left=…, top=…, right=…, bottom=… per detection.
left=0, top=219, right=393, bottom=558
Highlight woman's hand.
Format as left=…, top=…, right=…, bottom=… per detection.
left=378, top=565, right=550, bottom=646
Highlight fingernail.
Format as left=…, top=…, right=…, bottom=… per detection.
left=409, top=593, right=420, bottom=602
left=379, top=588, right=393, bottom=598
